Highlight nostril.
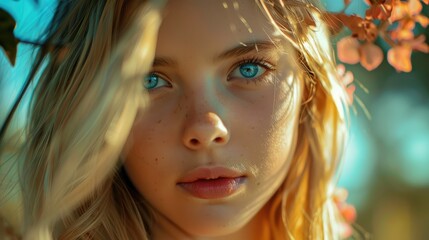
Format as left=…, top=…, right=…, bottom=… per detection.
left=190, top=138, right=199, bottom=145
left=214, top=137, right=224, bottom=143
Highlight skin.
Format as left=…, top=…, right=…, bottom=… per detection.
left=122, top=1, right=303, bottom=239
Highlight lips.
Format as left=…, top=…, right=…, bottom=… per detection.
left=177, top=167, right=246, bottom=199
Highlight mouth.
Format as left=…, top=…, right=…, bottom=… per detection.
left=177, top=167, right=246, bottom=199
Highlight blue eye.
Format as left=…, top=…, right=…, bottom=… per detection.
left=230, top=62, right=267, bottom=80
left=143, top=73, right=170, bottom=90
left=240, top=63, right=260, bottom=78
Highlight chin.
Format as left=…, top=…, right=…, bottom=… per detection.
left=176, top=209, right=257, bottom=238
left=183, top=223, right=245, bottom=238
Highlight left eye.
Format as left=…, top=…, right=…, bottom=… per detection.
left=230, top=62, right=266, bottom=80
left=143, top=73, right=170, bottom=90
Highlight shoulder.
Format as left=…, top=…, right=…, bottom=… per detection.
left=0, top=216, right=21, bottom=240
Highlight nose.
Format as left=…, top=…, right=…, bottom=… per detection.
left=182, top=112, right=230, bottom=150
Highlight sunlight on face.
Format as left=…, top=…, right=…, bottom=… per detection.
left=123, top=0, right=302, bottom=238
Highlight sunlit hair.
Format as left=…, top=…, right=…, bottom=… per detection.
left=0, top=0, right=349, bottom=239
left=258, top=1, right=349, bottom=239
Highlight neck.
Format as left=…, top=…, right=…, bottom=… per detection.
left=151, top=204, right=270, bottom=240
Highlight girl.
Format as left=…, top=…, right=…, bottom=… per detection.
left=0, top=0, right=353, bottom=239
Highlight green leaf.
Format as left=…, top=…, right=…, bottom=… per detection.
left=0, top=8, right=19, bottom=66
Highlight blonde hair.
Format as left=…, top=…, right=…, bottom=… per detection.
left=259, top=1, right=349, bottom=238
left=0, top=0, right=349, bottom=239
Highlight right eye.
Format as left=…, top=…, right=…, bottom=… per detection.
left=143, top=73, right=171, bottom=90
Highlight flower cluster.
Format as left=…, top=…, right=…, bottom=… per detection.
left=334, top=188, right=357, bottom=239
left=333, top=0, right=428, bottom=72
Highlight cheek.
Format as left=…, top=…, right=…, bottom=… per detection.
left=123, top=103, right=179, bottom=159
left=252, top=116, right=298, bottom=180
left=121, top=113, right=179, bottom=199
left=246, top=79, right=301, bottom=189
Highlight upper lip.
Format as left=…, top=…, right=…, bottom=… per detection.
left=178, top=166, right=245, bottom=183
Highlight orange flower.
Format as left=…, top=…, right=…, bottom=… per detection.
left=390, top=0, right=423, bottom=22
left=337, top=36, right=383, bottom=71
left=328, top=0, right=428, bottom=72
left=387, top=35, right=429, bottom=72
left=387, top=45, right=412, bottom=72
left=333, top=188, right=357, bottom=239
left=390, top=20, right=415, bottom=41
left=415, top=14, right=429, bottom=28
left=337, top=64, right=356, bottom=105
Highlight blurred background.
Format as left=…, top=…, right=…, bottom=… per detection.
left=324, top=1, right=429, bottom=240
left=0, top=0, right=428, bottom=239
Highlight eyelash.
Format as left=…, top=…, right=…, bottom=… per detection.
left=228, top=57, right=276, bottom=84
left=145, top=57, right=276, bottom=90
left=143, top=72, right=171, bottom=91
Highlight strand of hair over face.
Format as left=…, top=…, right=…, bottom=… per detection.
left=256, top=0, right=350, bottom=239
left=18, top=1, right=164, bottom=239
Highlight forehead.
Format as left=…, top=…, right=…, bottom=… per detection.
left=156, top=0, right=281, bottom=58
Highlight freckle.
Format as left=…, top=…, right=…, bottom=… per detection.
left=157, top=119, right=162, bottom=124
left=174, top=104, right=182, bottom=114
left=257, top=182, right=260, bottom=186
left=155, top=158, right=158, bottom=163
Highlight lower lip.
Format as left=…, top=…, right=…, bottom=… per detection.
left=178, top=177, right=245, bottom=199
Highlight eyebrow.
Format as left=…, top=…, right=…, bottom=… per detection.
left=215, top=41, right=277, bottom=61
left=152, top=41, right=277, bottom=67
left=153, top=57, right=176, bottom=67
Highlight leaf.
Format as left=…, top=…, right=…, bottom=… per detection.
left=387, top=45, right=412, bottom=72
left=360, top=42, right=383, bottom=71
left=337, top=36, right=360, bottom=64
left=365, top=0, right=393, bottom=20
left=0, top=9, right=18, bottom=66
left=337, top=14, right=378, bottom=41
left=337, top=14, right=364, bottom=37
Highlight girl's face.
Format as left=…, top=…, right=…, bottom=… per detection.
left=123, top=0, right=302, bottom=238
